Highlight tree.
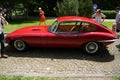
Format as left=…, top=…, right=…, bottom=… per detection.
left=0, top=0, right=39, bottom=19
left=0, top=0, right=94, bottom=18
left=56, top=0, right=93, bottom=17
left=40, top=0, right=58, bottom=16
left=56, top=0, right=79, bottom=16
left=93, top=0, right=120, bottom=10
left=0, top=0, right=20, bottom=20
left=83, top=0, right=94, bottom=17
left=78, top=0, right=85, bottom=16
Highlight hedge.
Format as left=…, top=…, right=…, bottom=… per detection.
left=102, top=10, right=116, bottom=19
left=20, top=10, right=117, bottom=19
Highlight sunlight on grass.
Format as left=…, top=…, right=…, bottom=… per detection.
left=102, top=21, right=114, bottom=29
left=4, top=19, right=56, bottom=33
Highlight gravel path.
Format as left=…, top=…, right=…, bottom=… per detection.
left=0, top=38, right=120, bottom=79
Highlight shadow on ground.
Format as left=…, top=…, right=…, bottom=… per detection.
left=5, top=46, right=114, bottom=62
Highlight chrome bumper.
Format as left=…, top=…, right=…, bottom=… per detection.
left=98, top=39, right=117, bottom=43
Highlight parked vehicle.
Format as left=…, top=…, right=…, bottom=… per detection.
left=5, top=16, right=117, bottom=54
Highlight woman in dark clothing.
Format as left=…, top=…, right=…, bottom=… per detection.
left=0, top=8, right=8, bottom=58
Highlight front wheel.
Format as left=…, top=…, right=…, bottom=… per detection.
left=82, top=42, right=101, bottom=55
left=13, top=40, right=28, bottom=51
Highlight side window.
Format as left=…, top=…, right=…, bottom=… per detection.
left=49, top=20, right=58, bottom=33
left=56, top=21, right=80, bottom=33
left=79, top=22, right=96, bottom=32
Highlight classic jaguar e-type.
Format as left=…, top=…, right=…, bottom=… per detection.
left=5, top=16, right=117, bottom=54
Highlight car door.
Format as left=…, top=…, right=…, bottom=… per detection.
left=45, top=21, right=84, bottom=48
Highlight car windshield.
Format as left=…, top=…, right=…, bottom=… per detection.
left=48, top=20, right=58, bottom=33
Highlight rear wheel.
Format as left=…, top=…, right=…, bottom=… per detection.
left=82, top=42, right=101, bottom=55
left=13, top=40, right=28, bottom=51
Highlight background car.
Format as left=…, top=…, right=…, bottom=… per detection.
left=5, top=16, right=117, bottom=55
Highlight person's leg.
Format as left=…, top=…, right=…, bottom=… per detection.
left=0, top=32, right=8, bottom=58
left=117, top=23, right=120, bottom=31
left=44, top=21, right=47, bottom=25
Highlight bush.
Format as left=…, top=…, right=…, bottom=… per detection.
left=102, top=10, right=116, bottom=19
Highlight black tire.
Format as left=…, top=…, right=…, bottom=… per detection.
left=13, top=40, right=28, bottom=51
left=82, top=42, right=101, bottom=55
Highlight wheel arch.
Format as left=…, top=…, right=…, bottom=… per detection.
left=82, top=41, right=103, bottom=55
left=9, top=39, right=29, bottom=51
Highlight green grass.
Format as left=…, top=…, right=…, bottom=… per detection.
left=0, top=76, right=119, bottom=80
left=113, top=77, right=120, bottom=80
left=0, top=76, right=48, bottom=80
left=103, top=21, right=115, bottom=29
left=3, top=19, right=114, bottom=33
left=0, top=76, right=71, bottom=80
left=4, top=19, right=55, bottom=33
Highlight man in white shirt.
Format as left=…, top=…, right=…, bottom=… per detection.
left=92, top=9, right=106, bottom=24
left=115, top=7, right=120, bottom=32
left=0, top=8, right=8, bottom=58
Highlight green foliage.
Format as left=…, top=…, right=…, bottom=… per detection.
left=56, top=0, right=94, bottom=17
left=15, top=4, right=24, bottom=9
left=78, top=0, right=94, bottom=17
left=93, top=0, right=120, bottom=10
left=56, top=0, right=79, bottom=16
left=78, top=0, right=85, bottom=16
left=0, top=0, right=120, bottom=18
left=40, top=0, right=58, bottom=16
left=84, top=0, right=94, bottom=17
left=102, top=10, right=116, bottom=19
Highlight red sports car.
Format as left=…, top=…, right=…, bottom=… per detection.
left=5, top=16, right=117, bottom=54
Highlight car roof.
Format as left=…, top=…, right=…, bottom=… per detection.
left=57, top=16, right=98, bottom=24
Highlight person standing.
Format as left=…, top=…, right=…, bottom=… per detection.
left=92, top=9, right=106, bottom=24
left=115, top=7, right=120, bottom=32
left=0, top=8, right=8, bottom=58
left=39, top=7, right=46, bottom=25
left=112, top=7, right=120, bottom=32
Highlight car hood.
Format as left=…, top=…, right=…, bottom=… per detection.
left=7, top=25, right=50, bottom=37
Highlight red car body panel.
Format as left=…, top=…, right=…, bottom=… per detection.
left=6, top=16, right=117, bottom=48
